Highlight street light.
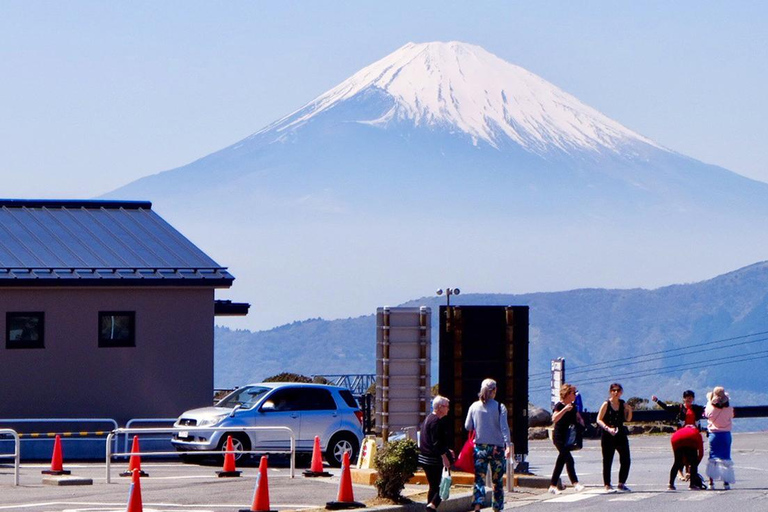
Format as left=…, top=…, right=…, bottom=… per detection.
left=436, top=287, right=460, bottom=306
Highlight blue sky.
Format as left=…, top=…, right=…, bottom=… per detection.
left=1, top=1, right=766, bottom=198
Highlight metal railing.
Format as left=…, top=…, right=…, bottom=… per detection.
left=0, top=418, right=119, bottom=451
left=105, top=425, right=296, bottom=483
left=122, top=418, right=177, bottom=454
left=0, top=429, right=20, bottom=486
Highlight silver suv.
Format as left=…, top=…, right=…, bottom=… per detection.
left=171, top=382, right=364, bottom=467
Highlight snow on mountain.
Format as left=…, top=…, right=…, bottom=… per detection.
left=256, top=41, right=661, bottom=156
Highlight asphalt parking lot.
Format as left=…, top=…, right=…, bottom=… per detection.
left=2, top=432, right=768, bottom=512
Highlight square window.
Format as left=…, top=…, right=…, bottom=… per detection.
left=98, top=311, right=135, bottom=347
left=6, top=312, right=45, bottom=349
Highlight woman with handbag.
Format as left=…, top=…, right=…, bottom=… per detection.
left=596, top=382, right=633, bottom=492
left=419, top=395, right=454, bottom=510
left=548, top=383, right=586, bottom=494
left=464, top=379, right=511, bottom=512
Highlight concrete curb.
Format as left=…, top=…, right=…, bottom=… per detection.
left=365, top=489, right=539, bottom=512
left=352, top=469, right=551, bottom=489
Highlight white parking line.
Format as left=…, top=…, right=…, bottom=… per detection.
left=545, top=493, right=597, bottom=503
left=608, top=493, right=654, bottom=501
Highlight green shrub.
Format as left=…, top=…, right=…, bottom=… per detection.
left=627, top=396, right=651, bottom=411
left=263, top=372, right=312, bottom=383
left=374, top=439, right=419, bottom=500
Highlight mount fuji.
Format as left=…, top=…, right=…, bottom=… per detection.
left=105, top=42, right=768, bottom=330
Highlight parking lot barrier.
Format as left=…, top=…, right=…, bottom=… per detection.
left=0, top=428, right=20, bottom=486
left=217, top=435, right=242, bottom=477
left=126, top=468, right=144, bottom=512
left=120, top=436, right=149, bottom=477
left=326, top=451, right=365, bottom=509
left=239, top=455, right=276, bottom=512
left=41, top=434, right=71, bottom=476
left=105, top=425, right=295, bottom=483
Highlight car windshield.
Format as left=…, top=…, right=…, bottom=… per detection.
left=217, top=386, right=271, bottom=409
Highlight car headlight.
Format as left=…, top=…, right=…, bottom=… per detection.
left=197, top=414, right=228, bottom=428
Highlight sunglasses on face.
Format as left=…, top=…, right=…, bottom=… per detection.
left=610, top=388, right=622, bottom=392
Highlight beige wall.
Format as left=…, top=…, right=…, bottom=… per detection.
left=0, top=287, right=215, bottom=424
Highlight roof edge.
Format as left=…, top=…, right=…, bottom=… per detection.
left=0, top=199, right=152, bottom=210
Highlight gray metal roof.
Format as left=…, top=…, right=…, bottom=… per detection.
left=0, top=199, right=233, bottom=287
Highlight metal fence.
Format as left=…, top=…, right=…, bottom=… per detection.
left=105, top=425, right=296, bottom=483
left=0, top=429, right=20, bottom=486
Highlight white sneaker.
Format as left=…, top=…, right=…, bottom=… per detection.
left=574, top=483, right=586, bottom=492
left=617, top=484, right=631, bottom=493
left=548, top=485, right=561, bottom=495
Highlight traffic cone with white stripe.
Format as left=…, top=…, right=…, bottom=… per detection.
left=126, top=468, right=143, bottom=512
left=303, top=436, right=332, bottom=477
left=42, top=435, right=71, bottom=475
left=325, top=451, right=365, bottom=509
left=217, top=435, right=242, bottom=477
left=121, top=436, right=149, bottom=477
left=239, top=456, right=276, bottom=512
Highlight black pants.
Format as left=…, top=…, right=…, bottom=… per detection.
left=550, top=441, right=578, bottom=486
left=423, top=463, right=443, bottom=508
left=670, top=447, right=702, bottom=488
left=601, top=433, right=631, bottom=485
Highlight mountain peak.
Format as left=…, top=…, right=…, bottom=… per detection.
left=265, top=41, right=660, bottom=156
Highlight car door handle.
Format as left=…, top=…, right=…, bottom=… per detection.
left=291, top=413, right=299, bottom=419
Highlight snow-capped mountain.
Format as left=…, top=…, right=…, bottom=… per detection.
left=264, top=41, right=660, bottom=156
left=105, top=42, right=768, bottom=331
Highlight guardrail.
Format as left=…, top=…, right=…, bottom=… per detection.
left=0, top=418, right=120, bottom=457
left=105, top=426, right=296, bottom=483
left=122, top=418, right=177, bottom=454
left=0, top=429, right=20, bottom=486
left=582, top=405, right=767, bottom=424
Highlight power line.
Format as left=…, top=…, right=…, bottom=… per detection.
left=529, top=330, right=768, bottom=381
left=529, top=349, right=768, bottom=393
left=529, top=335, right=768, bottom=382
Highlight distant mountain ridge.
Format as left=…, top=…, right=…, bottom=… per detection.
left=215, top=261, right=768, bottom=411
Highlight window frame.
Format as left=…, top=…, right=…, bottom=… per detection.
left=6, top=311, right=45, bottom=349
left=98, top=311, right=136, bottom=348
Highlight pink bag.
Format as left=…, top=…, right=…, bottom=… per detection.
left=453, top=430, right=476, bottom=473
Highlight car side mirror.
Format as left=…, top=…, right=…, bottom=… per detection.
left=260, top=400, right=276, bottom=412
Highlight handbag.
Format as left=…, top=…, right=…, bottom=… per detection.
left=439, top=467, right=452, bottom=500
left=453, top=430, right=476, bottom=473
left=565, top=424, right=583, bottom=451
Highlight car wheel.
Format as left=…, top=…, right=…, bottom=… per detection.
left=325, top=433, right=359, bottom=468
left=219, top=433, right=250, bottom=462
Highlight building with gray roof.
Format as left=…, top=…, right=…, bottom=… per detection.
left=0, top=199, right=247, bottom=425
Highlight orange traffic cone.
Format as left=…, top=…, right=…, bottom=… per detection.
left=239, top=456, right=276, bottom=512
left=126, top=468, right=144, bottom=512
left=217, top=435, right=242, bottom=477
left=121, top=436, right=149, bottom=477
left=303, top=436, right=332, bottom=477
left=325, top=451, right=365, bottom=509
left=42, top=435, right=71, bottom=475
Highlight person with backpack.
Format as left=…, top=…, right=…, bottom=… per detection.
left=548, top=383, right=586, bottom=494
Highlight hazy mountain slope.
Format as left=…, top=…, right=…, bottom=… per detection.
left=215, top=261, right=768, bottom=411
